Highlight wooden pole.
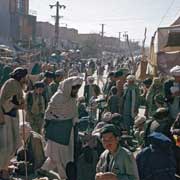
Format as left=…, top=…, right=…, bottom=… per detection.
left=22, top=110, right=28, bottom=180
left=125, top=34, right=136, bottom=74
left=142, top=28, right=147, bottom=62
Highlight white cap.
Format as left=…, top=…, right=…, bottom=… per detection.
left=127, top=75, right=136, bottom=81
left=170, top=65, right=180, bottom=76
left=102, top=112, right=112, bottom=122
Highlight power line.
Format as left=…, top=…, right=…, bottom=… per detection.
left=62, top=17, right=144, bottom=23
left=174, top=8, right=180, bottom=19
left=157, top=0, right=176, bottom=27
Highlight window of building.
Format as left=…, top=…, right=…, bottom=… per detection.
left=17, top=0, right=25, bottom=13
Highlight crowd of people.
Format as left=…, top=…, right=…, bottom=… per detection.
left=0, top=55, right=180, bottom=180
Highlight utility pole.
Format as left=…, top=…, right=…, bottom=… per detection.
left=101, top=24, right=105, bottom=38
left=122, top=31, right=128, bottom=50
left=119, top=32, right=122, bottom=50
left=50, top=1, right=66, bottom=49
left=119, top=32, right=122, bottom=42
left=100, top=24, right=105, bottom=54
left=124, top=33, right=135, bottom=73
left=123, top=31, right=128, bottom=38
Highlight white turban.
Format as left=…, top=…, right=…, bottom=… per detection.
left=19, top=122, right=32, bottom=132
left=170, top=66, right=180, bottom=76
left=127, top=75, right=136, bottom=81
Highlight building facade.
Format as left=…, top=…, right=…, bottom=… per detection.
left=36, top=21, right=79, bottom=48
left=0, top=0, right=11, bottom=44
left=36, top=21, right=141, bottom=53
left=10, top=0, right=36, bottom=42
left=0, top=0, right=36, bottom=45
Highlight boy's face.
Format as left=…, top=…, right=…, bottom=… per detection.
left=35, top=87, right=44, bottom=94
left=101, top=132, right=119, bottom=153
left=127, top=79, right=135, bottom=85
left=46, top=77, right=53, bottom=84
left=20, top=76, right=27, bottom=85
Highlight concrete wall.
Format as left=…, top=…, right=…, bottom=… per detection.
left=60, top=27, right=78, bottom=42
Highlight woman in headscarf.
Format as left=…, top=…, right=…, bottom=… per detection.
left=40, top=76, right=83, bottom=179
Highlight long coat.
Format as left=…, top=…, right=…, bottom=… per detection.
left=0, top=78, right=24, bottom=169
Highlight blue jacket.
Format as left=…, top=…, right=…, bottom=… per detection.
left=136, top=132, right=176, bottom=180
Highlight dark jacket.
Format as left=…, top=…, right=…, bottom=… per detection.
left=136, top=132, right=176, bottom=180
left=164, top=79, right=174, bottom=104
left=84, top=84, right=100, bottom=105
left=108, top=95, right=120, bottom=113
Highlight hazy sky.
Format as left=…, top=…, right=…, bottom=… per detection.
left=30, top=0, right=180, bottom=44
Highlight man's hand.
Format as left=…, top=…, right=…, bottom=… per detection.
left=96, top=172, right=103, bottom=180
left=172, top=91, right=180, bottom=97
left=18, top=103, right=25, bottom=110
left=96, top=172, right=118, bottom=180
